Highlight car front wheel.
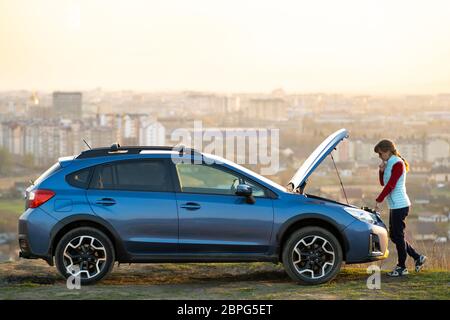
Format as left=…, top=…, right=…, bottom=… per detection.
left=55, top=227, right=115, bottom=285
left=282, top=226, right=343, bottom=285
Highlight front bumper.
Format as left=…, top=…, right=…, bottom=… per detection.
left=343, top=219, right=389, bottom=264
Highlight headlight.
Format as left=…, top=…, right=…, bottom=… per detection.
left=344, top=207, right=376, bottom=224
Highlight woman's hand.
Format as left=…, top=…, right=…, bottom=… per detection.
left=379, top=161, right=386, bottom=171
left=374, top=201, right=381, bottom=212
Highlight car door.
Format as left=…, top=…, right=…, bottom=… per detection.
left=86, top=158, right=179, bottom=255
left=173, top=161, right=274, bottom=254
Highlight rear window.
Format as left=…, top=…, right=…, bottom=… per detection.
left=66, top=168, right=92, bottom=189
left=34, top=162, right=61, bottom=185
left=89, top=160, right=173, bottom=192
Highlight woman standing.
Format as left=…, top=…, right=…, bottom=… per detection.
left=374, top=139, right=427, bottom=277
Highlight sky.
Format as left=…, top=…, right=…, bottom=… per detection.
left=1, top=0, right=450, bottom=94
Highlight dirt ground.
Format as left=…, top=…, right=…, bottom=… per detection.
left=0, top=260, right=448, bottom=300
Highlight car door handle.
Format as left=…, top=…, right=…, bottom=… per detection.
left=180, top=202, right=201, bottom=210
left=95, top=198, right=116, bottom=206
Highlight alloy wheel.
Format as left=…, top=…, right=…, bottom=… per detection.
left=291, top=235, right=335, bottom=280
left=63, top=235, right=107, bottom=279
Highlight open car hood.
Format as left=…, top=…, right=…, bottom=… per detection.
left=287, top=128, right=349, bottom=192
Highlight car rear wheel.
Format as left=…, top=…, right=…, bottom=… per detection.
left=55, top=227, right=115, bottom=285
left=282, top=226, right=343, bottom=285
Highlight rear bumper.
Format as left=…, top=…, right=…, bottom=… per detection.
left=18, top=233, right=54, bottom=265
left=18, top=208, right=56, bottom=265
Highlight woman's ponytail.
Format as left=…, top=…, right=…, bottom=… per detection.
left=394, top=151, right=410, bottom=172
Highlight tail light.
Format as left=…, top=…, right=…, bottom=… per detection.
left=28, top=189, right=55, bottom=208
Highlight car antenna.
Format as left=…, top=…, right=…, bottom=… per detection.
left=83, top=139, right=92, bottom=150
left=330, top=149, right=349, bottom=205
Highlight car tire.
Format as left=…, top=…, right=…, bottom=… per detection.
left=55, top=227, right=115, bottom=285
left=282, top=226, right=343, bottom=285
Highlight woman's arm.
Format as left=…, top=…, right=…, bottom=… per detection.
left=376, top=162, right=404, bottom=203
left=379, top=169, right=384, bottom=186
left=378, top=161, right=386, bottom=186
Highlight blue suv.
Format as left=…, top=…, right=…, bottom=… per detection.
left=18, top=128, right=389, bottom=285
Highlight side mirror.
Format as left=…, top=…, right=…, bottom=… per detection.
left=235, top=184, right=255, bottom=204
left=235, top=184, right=252, bottom=196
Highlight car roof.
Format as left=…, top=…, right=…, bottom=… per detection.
left=68, top=144, right=287, bottom=194
left=76, top=144, right=201, bottom=159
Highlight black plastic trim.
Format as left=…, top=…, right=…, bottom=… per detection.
left=77, top=145, right=201, bottom=159
left=275, top=213, right=350, bottom=259
left=48, top=214, right=130, bottom=261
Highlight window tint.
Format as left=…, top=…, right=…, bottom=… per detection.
left=90, top=165, right=114, bottom=189
left=115, top=161, right=172, bottom=191
left=67, top=168, right=91, bottom=188
left=89, top=160, right=172, bottom=192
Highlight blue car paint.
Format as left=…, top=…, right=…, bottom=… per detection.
left=176, top=192, right=274, bottom=254
left=19, top=207, right=58, bottom=255
left=19, top=148, right=388, bottom=266
left=342, top=219, right=389, bottom=263
left=86, top=188, right=179, bottom=254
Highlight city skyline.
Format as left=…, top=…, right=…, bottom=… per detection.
left=1, top=88, right=449, bottom=168
left=1, top=0, right=450, bottom=94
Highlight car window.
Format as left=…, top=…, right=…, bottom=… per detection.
left=176, top=163, right=242, bottom=195
left=90, top=165, right=114, bottom=189
left=115, top=161, right=172, bottom=191
left=244, top=179, right=266, bottom=197
left=67, top=168, right=91, bottom=188
left=175, top=163, right=268, bottom=197
left=89, top=160, right=172, bottom=192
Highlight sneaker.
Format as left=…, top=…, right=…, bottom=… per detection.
left=387, top=266, right=409, bottom=277
left=415, top=255, right=427, bottom=272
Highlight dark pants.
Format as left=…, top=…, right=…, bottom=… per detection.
left=389, top=206, right=420, bottom=268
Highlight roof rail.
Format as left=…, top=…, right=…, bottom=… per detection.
left=76, top=143, right=201, bottom=159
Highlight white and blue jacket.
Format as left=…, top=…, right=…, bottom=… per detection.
left=383, top=155, right=411, bottom=210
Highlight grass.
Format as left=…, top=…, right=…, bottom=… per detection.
left=0, top=198, right=24, bottom=232
left=0, top=199, right=24, bottom=216
left=0, top=260, right=449, bottom=300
